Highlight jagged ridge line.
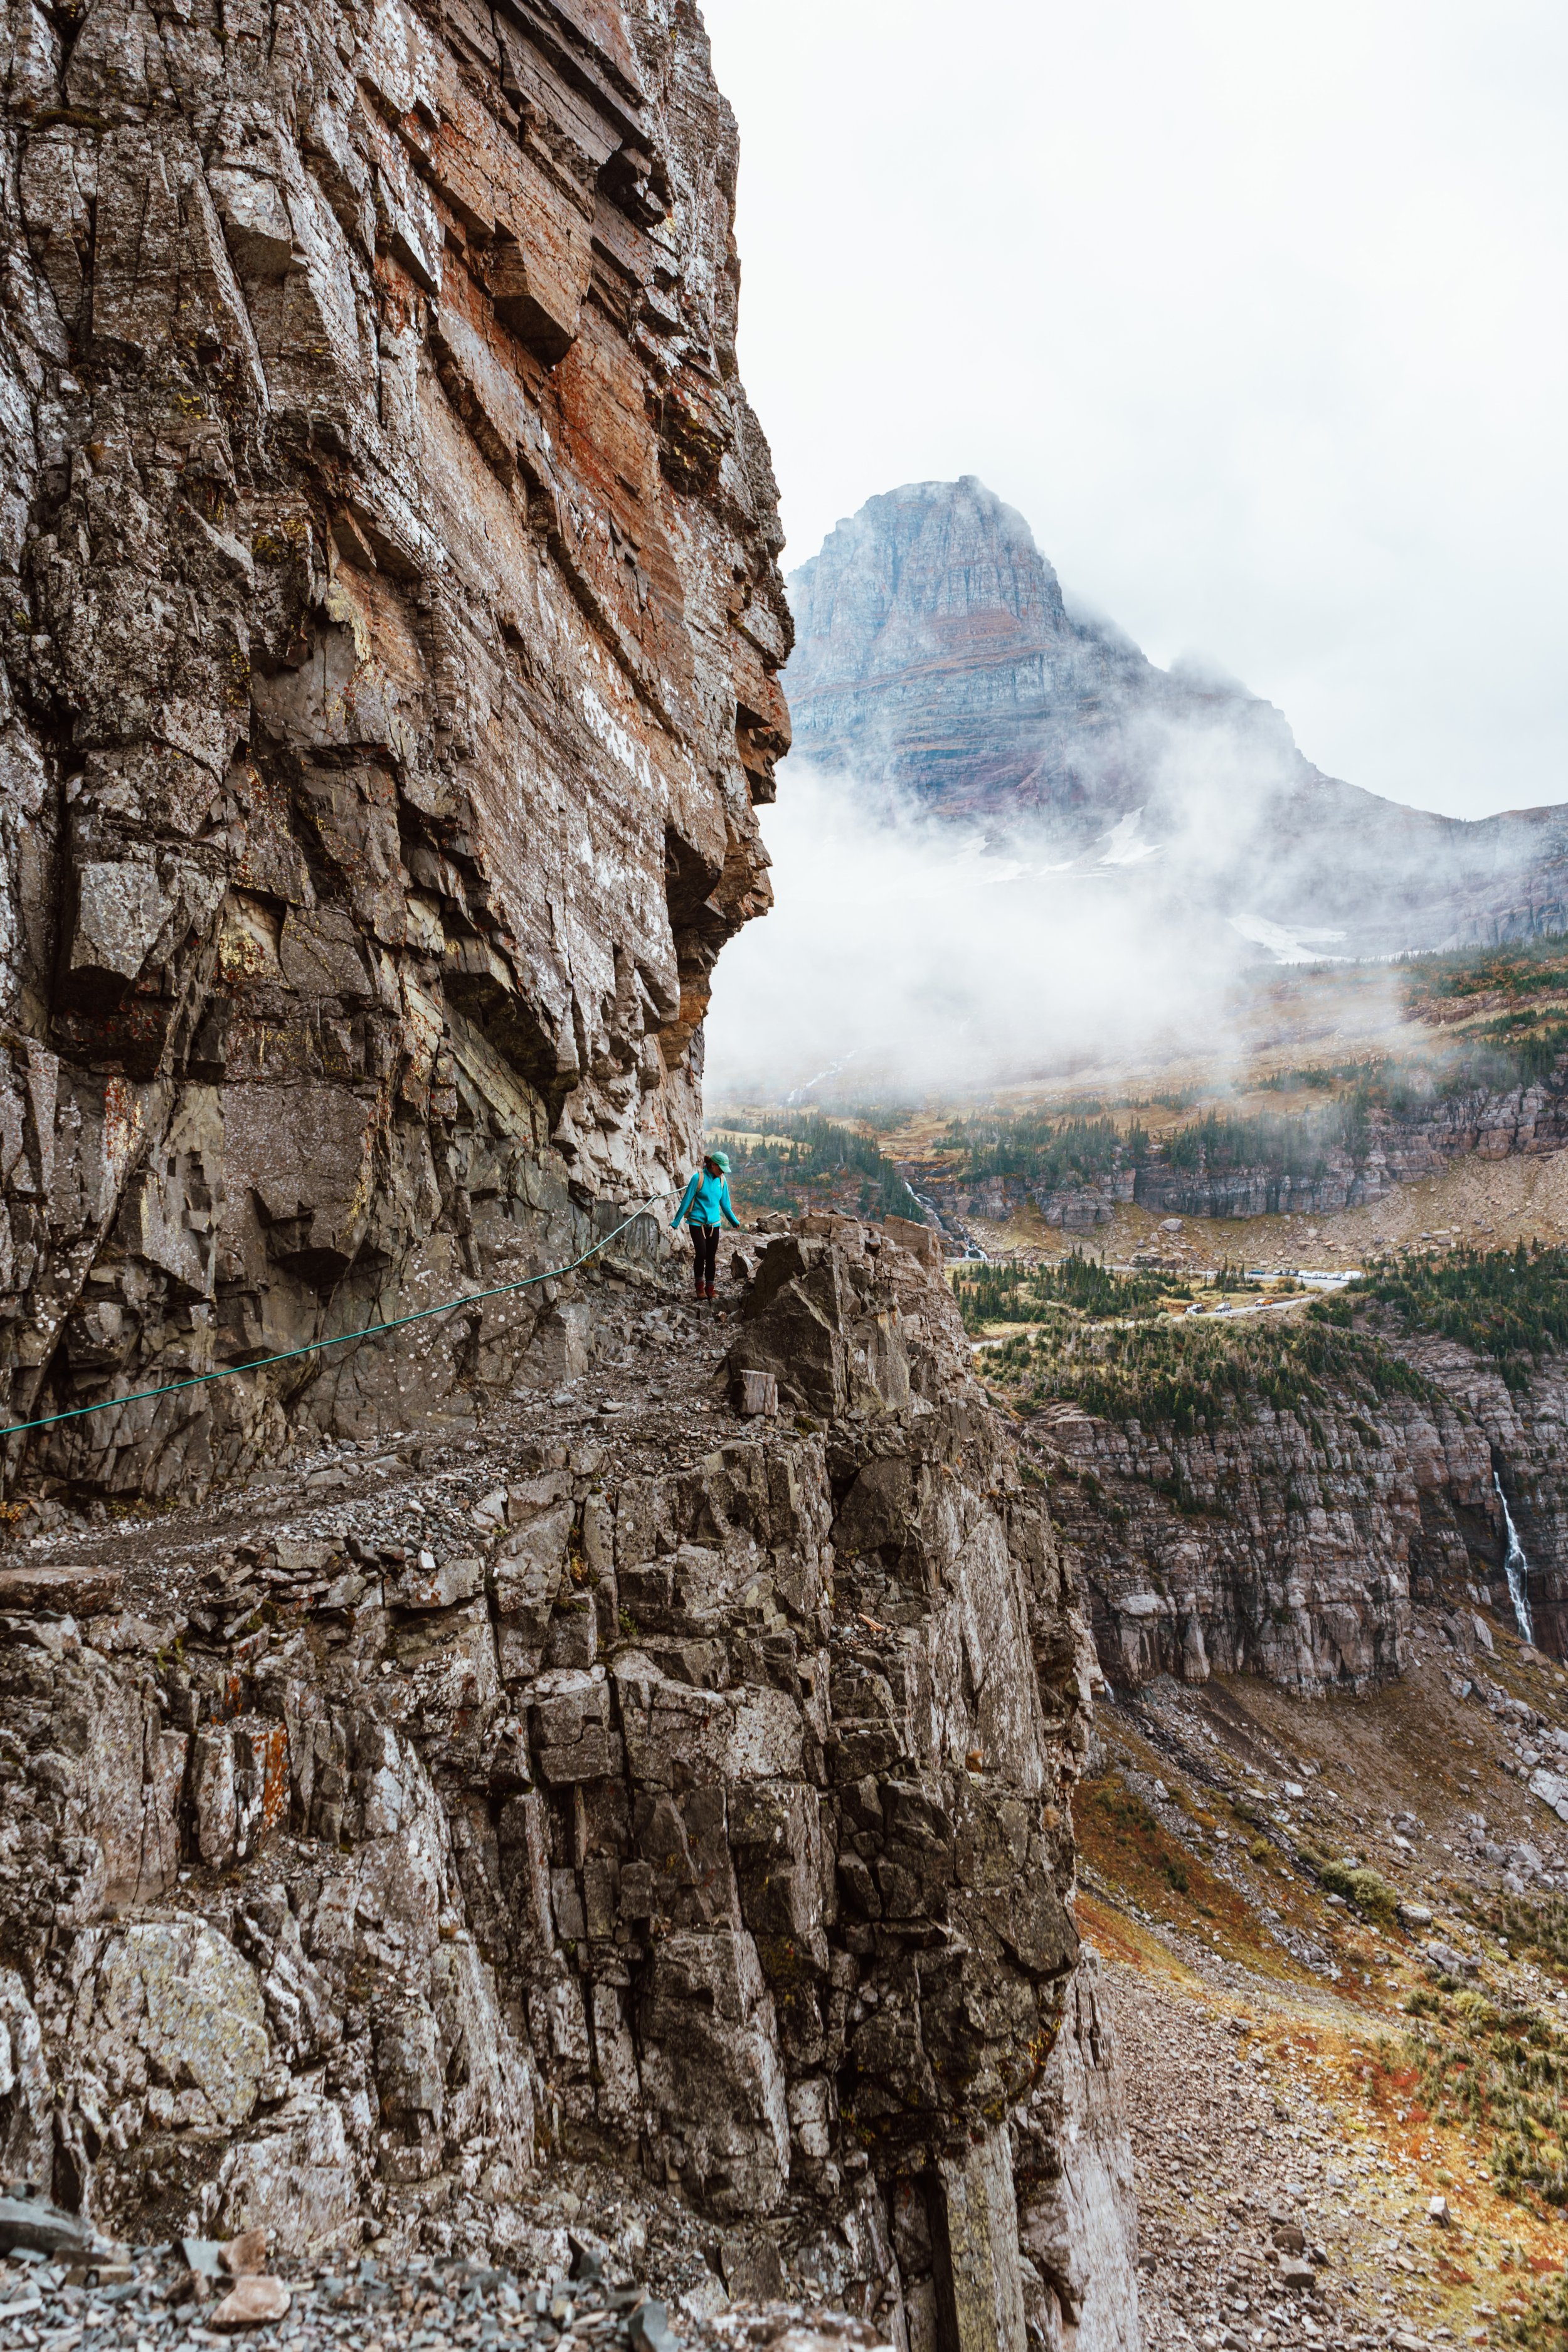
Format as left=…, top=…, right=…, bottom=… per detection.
left=0, top=1192, right=672, bottom=1442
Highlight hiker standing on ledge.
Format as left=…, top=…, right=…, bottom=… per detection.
left=671, top=1148, right=742, bottom=1300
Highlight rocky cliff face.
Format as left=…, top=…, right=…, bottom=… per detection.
left=0, top=1227, right=1138, bottom=2351
left=785, top=479, right=1568, bottom=957
left=0, top=0, right=793, bottom=1498
left=0, top=13, right=1140, bottom=2343
left=1393, top=1333, right=1568, bottom=1662
left=1025, top=1330, right=1568, bottom=1693
left=1037, top=1384, right=1480, bottom=1697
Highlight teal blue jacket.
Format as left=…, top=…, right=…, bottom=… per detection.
left=672, top=1167, right=741, bottom=1229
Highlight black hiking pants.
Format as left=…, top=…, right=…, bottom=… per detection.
left=690, top=1224, right=720, bottom=1287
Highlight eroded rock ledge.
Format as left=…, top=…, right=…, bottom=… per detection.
left=0, top=1231, right=1138, bottom=2352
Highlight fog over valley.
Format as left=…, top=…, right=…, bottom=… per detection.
left=710, top=477, right=1566, bottom=1103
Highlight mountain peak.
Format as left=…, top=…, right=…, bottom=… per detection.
left=788, top=477, right=1069, bottom=709
left=780, top=477, right=1568, bottom=952
left=785, top=474, right=1233, bottom=821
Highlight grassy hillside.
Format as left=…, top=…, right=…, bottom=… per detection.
left=896, top=1032, right=1568, bottom=1205
left=1403, top=934, right=1568, bottom=1014
left=935, top=1111, right=1148, bottom=1185
left=972, top=1243, right=1568, bottom=1430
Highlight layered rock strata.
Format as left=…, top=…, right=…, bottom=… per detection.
left=0, top=13, right=1143, bottom=2339
left=0, top=0, right=791, bottom=1498
left=1036, top=1387, right=1483, bottom=1697
left=1024, top=1332, right=1568, bottom=1690
left=1392, top=1333, right=1568, bottom=1661
left=900, top=1064, right=1568, bottom=1238
left=0, top=1229, right=1138, bottom=2352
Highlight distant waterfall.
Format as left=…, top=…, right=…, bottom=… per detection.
left=911, top=1188, right=987, bottom=1263
left=1494, top=1471, right=1535, bottom=1646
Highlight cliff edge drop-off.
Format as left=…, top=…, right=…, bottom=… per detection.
left=0, top=8, right=1138, bottom=2351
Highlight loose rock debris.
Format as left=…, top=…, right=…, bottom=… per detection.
left=0, top=2219, right=895, bottom=2352
left=1084, top=1646, right=1568, bottom=2351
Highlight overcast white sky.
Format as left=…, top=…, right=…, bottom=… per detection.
left=701, top=0, right=1568, bottom=822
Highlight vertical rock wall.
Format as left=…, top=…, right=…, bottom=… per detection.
left=1033, top=1337, right=1568, bottom=1693
left=1384, top=1335, right=1568, bottom=1660
left=1041, top=1387, right=1483, bottom=1696
left=0, top=0, right=790, bottom=1496
left=0, top=5, right=1140, bottom=2338
left=0, top=1233, right=1138, bottom=2351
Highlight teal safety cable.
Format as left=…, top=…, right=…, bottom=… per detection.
left=1, top=1190, right=670, bottom=1443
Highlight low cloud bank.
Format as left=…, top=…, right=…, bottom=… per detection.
left=706, top=765, right=1295, bottom=1104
